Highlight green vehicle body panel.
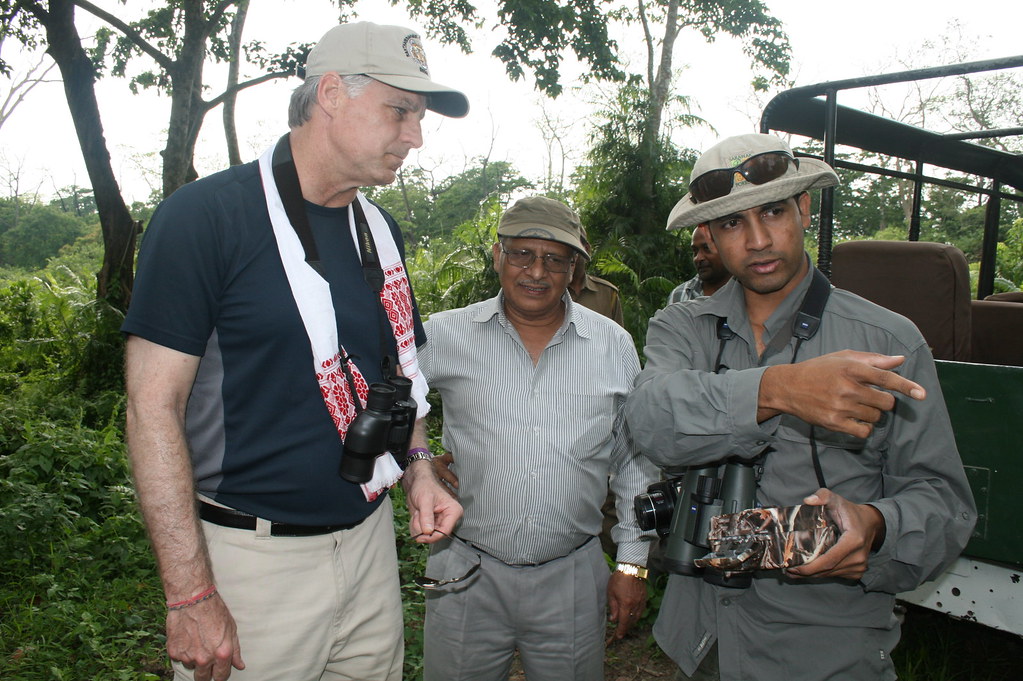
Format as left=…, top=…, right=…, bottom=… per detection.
left=937, top=360, right=1023, bottom=567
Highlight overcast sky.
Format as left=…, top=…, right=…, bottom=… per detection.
left=2, top=0, right=1021, bottom=204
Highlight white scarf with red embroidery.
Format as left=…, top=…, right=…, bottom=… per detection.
left=257, top=146, right=429, bottom=501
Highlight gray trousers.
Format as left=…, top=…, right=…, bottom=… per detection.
left=673, top=642, right=720, bottom=681
left=423, top=536, right=608, bottom=681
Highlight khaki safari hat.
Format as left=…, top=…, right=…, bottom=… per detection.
left=498, top=197, right=590, bottom=261
left=305, top=22, right=469, bottom=118
left=666, top=133, right=839, bottom=230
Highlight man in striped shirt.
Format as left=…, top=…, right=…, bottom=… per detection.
left=418, top=196, right=659, bottom=681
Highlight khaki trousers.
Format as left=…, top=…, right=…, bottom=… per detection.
left=173, top=501, right=403, bottom=681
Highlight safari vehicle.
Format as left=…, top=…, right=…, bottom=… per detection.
left=758, top=55, right=1023, bottom=636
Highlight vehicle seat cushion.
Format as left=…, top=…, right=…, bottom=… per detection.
left=831, top=240, right=972, bottom=361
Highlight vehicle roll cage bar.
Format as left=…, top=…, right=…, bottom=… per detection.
left=759, top=55, right=1023, bottom=298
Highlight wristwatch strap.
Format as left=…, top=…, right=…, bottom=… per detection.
left=614, top=562, right=649, bottom=580
left=401, top=447, right=434, bottom=471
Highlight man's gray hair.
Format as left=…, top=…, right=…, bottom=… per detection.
left=288, top=74, right=374, bottom=128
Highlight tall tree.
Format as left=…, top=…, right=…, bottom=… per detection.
left=80, top=0, right=295, bottom=196
left=222, top=0, right=249, bottom=166
left=620, top=0, right=790, bottom=234
left=0, top=0, right=306, bottom=307
left=6, top=0, right=139, bottom=310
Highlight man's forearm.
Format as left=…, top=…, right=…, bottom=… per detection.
left=127, top=405, right=215, bottom=602
left=124, top=336, right=213, bottom=603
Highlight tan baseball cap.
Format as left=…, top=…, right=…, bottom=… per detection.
left=305, top=22, right=469, bottom=118
left=498, top=197, right=590, bottom=261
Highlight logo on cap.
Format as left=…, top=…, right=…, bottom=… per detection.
left=729, top=153, right=752, bottom=187
left=402, top=35, right=429, bottom=75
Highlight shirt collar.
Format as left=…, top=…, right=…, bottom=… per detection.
left=474, top=291, right=589, bottom=340
left=693, top=253, right=816, bottom=351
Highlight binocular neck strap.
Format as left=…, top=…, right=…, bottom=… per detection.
left=271, top=134, right=323, bottom=277
left=715, top=265, right=833, bottom=488
left=350, top=199, right=398, bottom=380
left=271, top=133, right=397, bottom=381
left=790, top=268, right=832, bottom=490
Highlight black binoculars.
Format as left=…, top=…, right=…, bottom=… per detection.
left=338, top=376, right=417, bottom=484
left=634, top=459, right=757, bottom=588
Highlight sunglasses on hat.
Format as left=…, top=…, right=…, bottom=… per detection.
left=688, top=151, right=799, bottom=204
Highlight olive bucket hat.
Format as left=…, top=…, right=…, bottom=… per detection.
left=666, top=133, right=839, bottom=230
left=497, top=197, right=590, bottom=261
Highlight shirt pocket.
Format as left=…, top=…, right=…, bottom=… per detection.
left=560, top=392, right=617, bottom=462
left=764, top=413, right=889, bottom=502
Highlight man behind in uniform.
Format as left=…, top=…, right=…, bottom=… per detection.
left=123, top=22, right=465, bottom=681
left=625, top=133, right=975, bottom=681
left=568, top=225, right=625, bottom=326
left=668, top=223, right=730, bottom=304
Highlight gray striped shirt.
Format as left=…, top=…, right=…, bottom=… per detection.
left=420, top=293, right=657, bottom=566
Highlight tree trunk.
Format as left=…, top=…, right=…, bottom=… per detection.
left=223, top=0, right=249, bottom=166
left=40, top=0, right=138, bottom=311
left=636, top=0, right=681, bottom=234
left=161, top=1, right=213, bottom=197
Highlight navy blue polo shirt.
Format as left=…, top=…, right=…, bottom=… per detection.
left=122, top=160, right=425, bottom=525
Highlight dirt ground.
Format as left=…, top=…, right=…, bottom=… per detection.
left=508, top=620, right=677, bottom=680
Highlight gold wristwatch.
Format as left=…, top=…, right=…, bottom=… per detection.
left=614, top=562, right=649, bottom=580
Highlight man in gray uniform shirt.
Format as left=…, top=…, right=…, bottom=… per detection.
left=625, top=133, right=975, bottom=681
left=667, top=224, right=730, bottom=304
left=418, top=196, right=658, bottom=681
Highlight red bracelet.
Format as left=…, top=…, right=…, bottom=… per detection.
left=167, top=585, right=217, bottom=611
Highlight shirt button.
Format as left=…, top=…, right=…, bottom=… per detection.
left=756, top=440, right=767, bottom=446
left=721, top=598, right=731, bottom=607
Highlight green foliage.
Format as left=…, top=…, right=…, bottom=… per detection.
left=571, top=79, right=697, bottom=349
left=406, top=201, right=502, bottom=317
left=492, top=0, right=623, bottom=96
left=91, top=3, right=234, bottom=92
left=0, top=383, right=167, bottom=680
left=0, top=269, right=124, bottom=400
left=0, top=324, right=165, bottom=680
left=995, top=219, right=1023, bottom=288
left=0, top=230, right=125, bottom=401
left=48, top=185, right=98, bottom=218
left=0, top=199, right=90, bottom=269
left=392, top=0, right=480, bottom=52
left=391, top=486, right=432, bottom=680
left=366, top=159, right=533, bottom=249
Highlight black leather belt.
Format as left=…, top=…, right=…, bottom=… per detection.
left=199, top=501, right=360, bottom=537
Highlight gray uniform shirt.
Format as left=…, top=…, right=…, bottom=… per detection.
left=420, top=293, right=657, bottom=566
left=668, top=275, right=704, bottom=305
left=625, top=264, right=976, bottom=680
